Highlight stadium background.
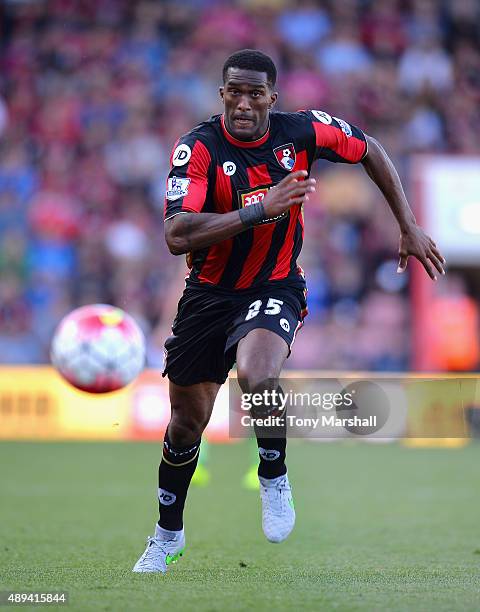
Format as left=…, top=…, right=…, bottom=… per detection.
left=1, top=0, right=479, bottom=373
left=1, top=2, right=480, bottom=610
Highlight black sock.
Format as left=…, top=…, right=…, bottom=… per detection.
left=157, top=431, right=200, bottom=531
left=254, top=390, right=287, bottom=479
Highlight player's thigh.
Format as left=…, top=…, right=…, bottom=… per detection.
left=229, top=285, right=306, bottom=390
left=236, top=328, right=288, bottom=391
left=163, top=287, right=235, bottom=386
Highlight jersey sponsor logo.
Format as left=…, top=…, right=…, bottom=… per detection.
left=311, top=110, right=332, bottom=124
left=166, top=176, right=191, bottom=201
left=259, top=448, right=281, bottom=461
left=237, top=185, right=287, bottom=224
left=280, top=318, right=290, bottom=332
left=333, top=117, right=352, bottom=137
left=158, top=488, right=176, bottom=505
left=241, top=187, right=268, bottom=208
left=273, top=143, right=296, bottom=171
left=172, top=143, right=192, bottom=166
left=223, top=161, right=236, bottom=176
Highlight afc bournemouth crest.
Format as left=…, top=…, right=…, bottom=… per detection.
left=274, top=143, right=296, bottom=171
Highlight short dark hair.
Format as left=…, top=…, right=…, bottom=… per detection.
left=223, top=49, right=277, bottom=87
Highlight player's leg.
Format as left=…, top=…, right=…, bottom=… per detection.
left=158, top=380, right=220, bottom=530
left=133, top=380, right=219, bottom=573
left=237, top=328, right=289, bottom=479
left=232, top=287, right=305, bottom=482
left=133, top=285, right=233, bottom=572
left=236, top=329, right=295, bottom=543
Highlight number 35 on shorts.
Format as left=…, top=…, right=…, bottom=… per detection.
left=245, top=298, right=284, bottom=320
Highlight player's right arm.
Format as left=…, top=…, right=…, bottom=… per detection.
left=166, top=173, right=315, bottom=254
left=164, top=137, right=315, bottom=255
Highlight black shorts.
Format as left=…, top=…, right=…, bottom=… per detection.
left=163, top=282, right=308, bottom=386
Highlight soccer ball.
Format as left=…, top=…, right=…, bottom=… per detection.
left=51, top=304, right=146, bottom=393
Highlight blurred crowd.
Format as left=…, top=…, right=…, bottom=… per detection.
left=0, top=0, right=479, bottom=370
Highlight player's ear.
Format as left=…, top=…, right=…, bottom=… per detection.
left=219, top=86, right=225, bottom=102
left=268, top=91, right=278, bottom=109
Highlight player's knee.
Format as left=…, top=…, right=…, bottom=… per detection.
left=168, top=418, right=204, bottom=446
left=168, top=410, right=209, bottom=446
left=236, top=364, right=279, bottom=394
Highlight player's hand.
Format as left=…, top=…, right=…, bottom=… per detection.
left=263, top=170, right=316, bottom=220
left=397, top=224, right=446, bottom=280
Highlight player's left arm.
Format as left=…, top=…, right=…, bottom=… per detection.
left=301, top=109, right=446, bottom=279
left=361, top=135, right=446, bottom=280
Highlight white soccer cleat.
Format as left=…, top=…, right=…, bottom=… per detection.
left=132, top=525, right=185, bottom=573
left=259, top=473, right=295, bottom=543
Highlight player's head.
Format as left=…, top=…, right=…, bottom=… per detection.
left=220, top=49, right=278, bottom=142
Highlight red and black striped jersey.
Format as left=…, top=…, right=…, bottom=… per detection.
left=164, top=110, right=367, bottom=291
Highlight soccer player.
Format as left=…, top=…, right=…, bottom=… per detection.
left=133, top=50, right=446, bottom=572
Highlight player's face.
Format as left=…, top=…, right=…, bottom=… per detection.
left=220, top=68, right=278, bottom=141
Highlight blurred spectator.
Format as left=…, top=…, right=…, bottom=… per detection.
left=276, top=0, right=331, bottom=51
left=403, top=103, right=444, bottom=151
left=397, top=33, right=453, bottom=94
left=104, top=115, right=165, bottom=187
left=361, top=0, right=407, bottom=58
left=316, top=23, right=373, bottom=76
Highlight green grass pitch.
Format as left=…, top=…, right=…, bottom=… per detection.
left=1, top=440, right=480, bottom=611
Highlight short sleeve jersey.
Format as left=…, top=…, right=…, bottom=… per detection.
left=164, top=110, right=367, bottom=291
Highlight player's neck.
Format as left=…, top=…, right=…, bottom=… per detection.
left=221, top=115, right=270, bottom=147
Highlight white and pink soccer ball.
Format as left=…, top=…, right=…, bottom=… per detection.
left=50, top=304, right=146, bottom=393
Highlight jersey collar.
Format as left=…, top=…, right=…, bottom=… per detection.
left=221, top=114, right=270, bottom=148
